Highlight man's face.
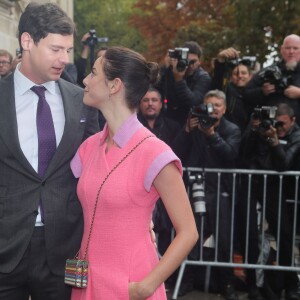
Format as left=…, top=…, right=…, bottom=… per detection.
left=139, top=91, right=162, bottom=120
left=280, top=35, right=300, bottom=66
left=20, top=32, right=73, bottom=84
left=231, top=65, right=252, bottom=87
left=204, top=96, right=226, bottom=122
left=186, top=53, right=200, bottom=76
left=275, top=114, right=295, bottom=138
left=0, top=55, right=12, bottom=77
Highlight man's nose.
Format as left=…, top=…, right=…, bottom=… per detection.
left=59, top=51, right=70, bottom=64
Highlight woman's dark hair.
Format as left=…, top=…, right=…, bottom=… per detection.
left=18, top=2, right=76, bottom=51
left=102, top=47, right=159, bottom=109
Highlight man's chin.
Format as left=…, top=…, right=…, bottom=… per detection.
left=285, top=61, right=298, bottom=70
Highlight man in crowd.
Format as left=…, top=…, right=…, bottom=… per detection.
left=0, top=49, right=13, bottom=78
left=0, top=3, right=99, bottom=299
left=240, top=103, right=300, bottom=300
left=212, top=47, right=255, bottom=132
left=173, top=90, right=241, bottom=300
left=158, top=41, right=211, bottom=126
left=138, top=87, right=181, bottom=257
left=245, top=34, right=300, bottom=122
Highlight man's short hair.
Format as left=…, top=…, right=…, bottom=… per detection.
left=276, top=103, right=295, bottom=118
left=0, top=49, right=13, bottom=63
left=18, top=3, right=76, bottom=51
left=204, top=89, right=227, bottom=106
left=183, top=41, right=203, bottom=59
left=146, top=87, right=162, bottom=102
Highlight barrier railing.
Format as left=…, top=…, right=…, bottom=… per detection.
left=171, top=167, right=300, bottom=299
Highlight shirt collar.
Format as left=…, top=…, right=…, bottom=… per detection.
left=100, top=113, right=143, bottom=148
left=14, top=63, right=56, bottom=96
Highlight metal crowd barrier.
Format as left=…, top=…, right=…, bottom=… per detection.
left=171, top=167, right=300, bottom=300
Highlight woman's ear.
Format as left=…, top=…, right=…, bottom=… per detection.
left=110, top=78, right=122, bottom=94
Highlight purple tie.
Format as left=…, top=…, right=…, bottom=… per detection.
left=31, top=86, right=56, bottom=222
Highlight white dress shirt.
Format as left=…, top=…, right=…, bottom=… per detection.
left=14, top=64, right=65, bottom=225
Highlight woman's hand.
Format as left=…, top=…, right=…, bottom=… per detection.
left=128, top=282, right=153, bottom=300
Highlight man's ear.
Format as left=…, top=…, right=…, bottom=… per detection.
left=20, top=32, right=33, bottom=51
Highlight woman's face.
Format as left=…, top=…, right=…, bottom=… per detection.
left=83, top=57, right=110, bottom=108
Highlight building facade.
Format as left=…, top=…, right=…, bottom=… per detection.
left=0, top=0, right=73, bottom=59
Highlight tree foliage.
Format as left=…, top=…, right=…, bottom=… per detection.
left=74, top=0, right=146, bottom=61
left=129, top=0, right=300, bottom=68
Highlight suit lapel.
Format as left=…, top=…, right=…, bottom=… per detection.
left=0, top=74, right=38, bottom=178
left=44, top=79, right=84, bottom=176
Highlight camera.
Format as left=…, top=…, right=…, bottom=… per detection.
left=189, top=173, right=206, bottom=215
left=252, top=106, right=283, bottom=132
left=227, top=56, right=257, bottom=69
left=190, top=103, right=218, bottom=129
left=257, top=65, right=292, bottom=93
left=82, top=28, right=109, bottom=47
left=168, top=47, right=189, bottom=72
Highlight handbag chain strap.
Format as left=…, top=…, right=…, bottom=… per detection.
left=80, top=135, right=154, bottom=260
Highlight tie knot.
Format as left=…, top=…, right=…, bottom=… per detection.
left=31, top=86, right=46, bottom=98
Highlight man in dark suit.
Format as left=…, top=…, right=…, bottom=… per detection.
left=0, top=3, right=99, bottom=300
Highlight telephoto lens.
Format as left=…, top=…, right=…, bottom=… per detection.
left=191, top=175, right=206, bottom=215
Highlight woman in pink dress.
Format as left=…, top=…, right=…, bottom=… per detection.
left=70, top=47, right=198, bottom=300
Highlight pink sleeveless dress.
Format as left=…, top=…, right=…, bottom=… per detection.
left=70, top=114, right=181, bottom=300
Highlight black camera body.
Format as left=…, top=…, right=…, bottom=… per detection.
left=228, top=56, right=257, bottom=69
left=257, top=65, right=292, bottom=93
left=252, top=106, right=283, bottom=132
left=168, top=47, right=189, bottom=72
left=82, top=29, right=109, bottom=47
left=190, top=103, right=218, bottom=129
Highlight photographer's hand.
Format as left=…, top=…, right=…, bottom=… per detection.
left=284, top=85, right=300, bottom=99
left=250, top=117, right=260, bottom=131
left=262, top=82, right=276, bottom=95
left=185, top=116, right=198, bottom=133
left=217, top=47, right=240, bottom=62
left=263, top=126, right=279, bottom=146
left=197, top=124, right=215, bottom=136
left=80, top=32, right=91, bottom=59
left=170, top=58, right=186, bottom=81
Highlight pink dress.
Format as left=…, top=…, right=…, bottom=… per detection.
left=70, top=114, right=181, bottom=300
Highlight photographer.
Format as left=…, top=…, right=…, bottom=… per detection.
left=244, top=34, right=300, bottom=123
left=158, top=41, right=211, bottom=126
left=75, top=31, right=108, bottom=87
left=173, top=90, right=241, bottom=299
left=240, top=103, right=300, bottom=300
left=212, top=47, right=255, bottom=132
left=137, top=87, right=181, bottom=257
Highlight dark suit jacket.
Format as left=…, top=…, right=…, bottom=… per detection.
left=0, top=74, right=99, bottom=275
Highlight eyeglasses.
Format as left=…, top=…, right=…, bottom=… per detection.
left=0, top=61, right=11, bottom=66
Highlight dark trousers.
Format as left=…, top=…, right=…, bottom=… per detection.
left=0, top=227, right=72, bottom=300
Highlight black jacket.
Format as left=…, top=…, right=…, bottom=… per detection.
left=158, top=66, right=211, bottom=125
left=173, top=118, right=241, bottom=191
left=244, top=61, right=300, bottom=123
left=241, top=124, right=300, bottom=172
left=212, top=60, right=254, bottom=132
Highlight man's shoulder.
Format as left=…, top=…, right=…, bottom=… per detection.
left=220, top=117, right=241, bottom=133
left=194, top=67, right=210, bottom=77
